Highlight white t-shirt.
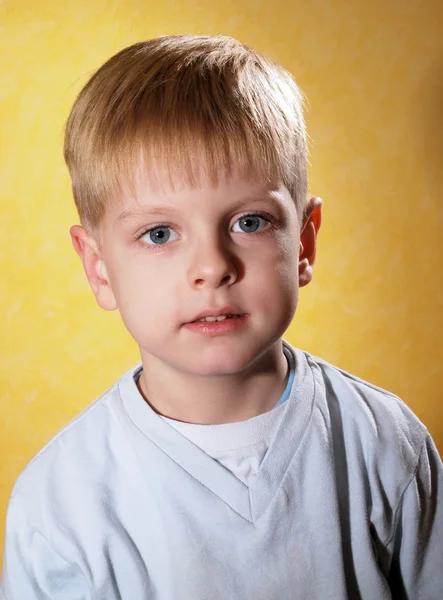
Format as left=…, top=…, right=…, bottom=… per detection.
left=153, top=344, right=294, bottom=486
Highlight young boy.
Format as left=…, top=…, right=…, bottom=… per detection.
left=1, top=35, right=442, bottom=599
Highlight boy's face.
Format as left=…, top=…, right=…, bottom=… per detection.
left=71, top=170, right=321, bottom=377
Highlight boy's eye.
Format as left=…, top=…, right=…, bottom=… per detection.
left=140, top=214, right=270, bottom=246
left=141, top=226, right=179, bottom=245
left=232, top=214, right=270, bottom=233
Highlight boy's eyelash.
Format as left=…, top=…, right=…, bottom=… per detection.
left=137, top=222, right=170, bottom=239
left=136, top=212, right=273, bottom=241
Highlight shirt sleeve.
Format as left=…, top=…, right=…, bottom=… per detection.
left=0, top=492, right=91, bottom=600
left=387, top=433, right=443, bottom=599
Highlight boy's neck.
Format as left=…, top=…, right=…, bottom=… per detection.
left=136, top=342, right=289, bottom=425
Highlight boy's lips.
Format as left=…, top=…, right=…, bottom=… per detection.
left=184, top=314, right=248, bottom=336
left=187, top=306, right=246, bottom=323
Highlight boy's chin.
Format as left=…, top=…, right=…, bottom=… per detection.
left=143, top=346, right=256, bottom=377
left=181, top=343, right=272, bottom=378
left=140, top=331, right=284, bottom=377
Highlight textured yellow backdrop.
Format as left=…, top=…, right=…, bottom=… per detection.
left=1, top=0, right=442, bottom=565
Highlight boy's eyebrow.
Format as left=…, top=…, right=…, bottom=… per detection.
left=116, top=194, right=281, bottom=222
left=117, top=205, right=179, bottom=221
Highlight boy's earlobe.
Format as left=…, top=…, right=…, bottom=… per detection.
left=69, top=225, right=118, bottom=311
left=298, top=257, right=313, bottom=287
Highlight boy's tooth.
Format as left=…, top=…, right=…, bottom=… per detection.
left=197, top=315, right=229, bottom=322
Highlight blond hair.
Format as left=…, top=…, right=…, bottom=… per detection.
left=64, top=35, right=308, bottom=230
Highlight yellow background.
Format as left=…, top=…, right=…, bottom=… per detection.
left=1, top=0, right=442, bottom=565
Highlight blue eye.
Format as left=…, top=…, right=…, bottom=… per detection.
left=232, top=215, right=270, bottom=233
left=140, top=214, right=270, bottom=247
left=141, top=226, right=179, bottom=245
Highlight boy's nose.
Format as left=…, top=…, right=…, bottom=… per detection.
left=187, top=242, right=239, bottom=290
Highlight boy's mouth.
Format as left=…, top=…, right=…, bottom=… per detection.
left=188, top=306, right=246, bottom=324
left=194, top=314, right=243, bottom=323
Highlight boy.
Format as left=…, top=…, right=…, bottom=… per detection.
left=1, top=34, right=442, bottom=599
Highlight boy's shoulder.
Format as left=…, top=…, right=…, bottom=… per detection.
left=9, top=369, right=135, bottom=506
left=301, top=347, right=428, bottom=470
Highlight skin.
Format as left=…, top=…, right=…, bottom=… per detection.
left=71, top=170, right=322, bottom=424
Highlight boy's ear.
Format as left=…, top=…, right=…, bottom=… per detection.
left=298, top=197, right=322, bottom=288
left=70, top=225, right=117, bottom=311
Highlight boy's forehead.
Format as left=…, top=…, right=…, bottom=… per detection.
left=112, top=166, right=290, bottom=220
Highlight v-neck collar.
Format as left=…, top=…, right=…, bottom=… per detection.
left=118, top=341, right=315, bottom=523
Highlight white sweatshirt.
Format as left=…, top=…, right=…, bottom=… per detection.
left=1, top=341, right=442, bottom=599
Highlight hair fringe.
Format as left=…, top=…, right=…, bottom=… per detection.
left=64, top=35, right=308, bottom=229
